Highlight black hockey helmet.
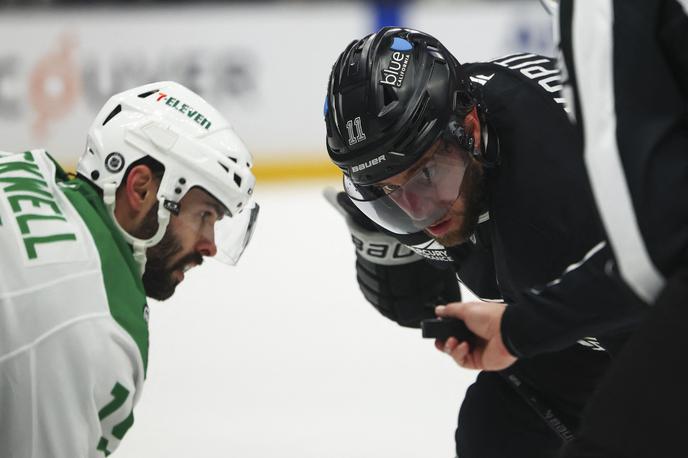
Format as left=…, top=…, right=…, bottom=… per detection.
left=324, top=27, right=476, bottom=186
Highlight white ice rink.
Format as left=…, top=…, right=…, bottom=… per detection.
left=116, top=180, right=478, bottom=458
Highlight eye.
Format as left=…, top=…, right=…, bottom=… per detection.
left=420, top=165, right=435, bottom=183
left=380, top=183, right=400, bottom=194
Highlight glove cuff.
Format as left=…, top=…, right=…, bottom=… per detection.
left=350, top=224, right=422, bottom=266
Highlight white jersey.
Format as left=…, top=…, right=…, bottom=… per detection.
left=0, top=150, right=148, bottom=458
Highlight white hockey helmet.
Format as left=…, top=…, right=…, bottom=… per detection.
left=77, top=81, right=258, bottom=271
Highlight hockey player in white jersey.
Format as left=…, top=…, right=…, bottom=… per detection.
left=0, top=81, right=258, bottom=457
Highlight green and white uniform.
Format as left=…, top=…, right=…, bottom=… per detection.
left=0, top=150, right=148, bottom=457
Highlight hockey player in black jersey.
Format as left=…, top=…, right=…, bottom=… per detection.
left=323, top=27, right=649, bottom=458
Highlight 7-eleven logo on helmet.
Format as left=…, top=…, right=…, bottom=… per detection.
left=155, top=92, right=212, bottom=130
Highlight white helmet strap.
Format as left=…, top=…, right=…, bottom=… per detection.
left=103, top=182, right=172, bottom=276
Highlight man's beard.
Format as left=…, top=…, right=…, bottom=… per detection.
left=134, top=205, right=203, bottom=300
left=432, top=161, right=486, bottom=247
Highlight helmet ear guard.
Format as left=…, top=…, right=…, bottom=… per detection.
left=449, top=121, right=500, bottom=169
left=447, top=80, right=500, bottom=169
left=446, top=121, right=475, bottom=157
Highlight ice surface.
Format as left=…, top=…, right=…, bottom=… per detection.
left=115, top=180, right=478, bottom=458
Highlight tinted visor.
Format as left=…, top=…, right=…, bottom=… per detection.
left=344, top=138, right=469, bottom=234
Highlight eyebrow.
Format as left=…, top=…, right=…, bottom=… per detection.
left=199, top=194, right=228, bottom=218
left=378, top=140, right=443, bottom=186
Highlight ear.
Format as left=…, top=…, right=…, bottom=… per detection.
left=125, top=165, right=158, bottom=209
left=114, top=165, right=160, bottom=231
left=463, top=106, right=482, bottom=149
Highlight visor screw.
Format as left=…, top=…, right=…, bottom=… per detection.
left=174, top=187, right=182, bottom=194
left=90, top=170, right=100, bottom=181
left=179, top=178, right=186, bottom=185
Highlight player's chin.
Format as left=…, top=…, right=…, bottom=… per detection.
left=143, top=271, right=180, bottom=301
left=429, top=218, right=467, bottom=247
left=435, top=233, right=460, bottom=247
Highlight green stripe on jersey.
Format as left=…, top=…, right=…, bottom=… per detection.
left=57, top=171, right=149, bottom=373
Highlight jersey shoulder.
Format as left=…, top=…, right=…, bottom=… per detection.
left=0, top=149, right=99, bottom=280
left=0, top=149, right=149, bottom=371
left=465, top=53, right=570, bottom=115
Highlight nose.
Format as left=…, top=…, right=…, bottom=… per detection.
left=196, top=225, right=218, bottom=257
left=392, top=188, right=434, bottom=220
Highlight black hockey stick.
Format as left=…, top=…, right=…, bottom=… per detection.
left=499, top=368, right=575, bottom=442
left=422, top=317, right=576, bottom=443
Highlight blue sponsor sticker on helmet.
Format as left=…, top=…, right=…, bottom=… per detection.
left=381, top=38, right=411, bottom=88
left=390, top=37, right=413, bottom=52
left=323, top=96, right=329, bottom=116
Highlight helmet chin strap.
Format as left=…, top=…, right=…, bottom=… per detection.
left=103, top=182, right=172, bottom=277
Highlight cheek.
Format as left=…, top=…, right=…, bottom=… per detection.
left=175, top=232, right=198, bottom=256
left=449, top=195, right=467, bottom=215
left=168, top=219, right=196, bottom=248
left=436, top=175, right=464, bottom=202
left=438, top=187, right=456, bottom=202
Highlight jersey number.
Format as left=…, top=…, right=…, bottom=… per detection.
left=96, top=382, right=134, bottom=456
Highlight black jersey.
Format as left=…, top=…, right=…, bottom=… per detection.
left=348, top=53, right=646, bottom=457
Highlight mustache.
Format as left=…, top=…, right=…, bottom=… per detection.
left=169, top=252, right=204, bottom=272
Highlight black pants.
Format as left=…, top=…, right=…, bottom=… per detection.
left=560, top=272, right=688, bottom=458
left=457, top=344, right=614, bottom=458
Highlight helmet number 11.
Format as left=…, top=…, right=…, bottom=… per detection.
left=346, top=117, right=366, bottom=145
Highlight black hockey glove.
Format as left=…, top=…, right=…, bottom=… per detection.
left=324, top=188, right=461, bottom=328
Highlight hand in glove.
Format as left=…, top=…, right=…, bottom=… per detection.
left=324, top=188, right=461, bottom=328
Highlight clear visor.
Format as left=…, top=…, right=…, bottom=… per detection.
left=172, top=195, right=259, bottom=266
left=214, top=200, right=260, bottom=265
left=344, top=139, right=469, bottom=234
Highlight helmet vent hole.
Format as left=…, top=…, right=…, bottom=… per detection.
left=383, top=85, right=397, bottom=104
left=379, top=85, right=399, bottom=117
left=233, top=174, right=242, bottom=187
left=227, top=156, right=238, bottom=163
left=218, top=162, right=230, bottom=173
left=426, top=46, right=445, bottom=62
left=137, top=89, right=159, bottom=99
left=102, top=104, right=122, bottom=126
